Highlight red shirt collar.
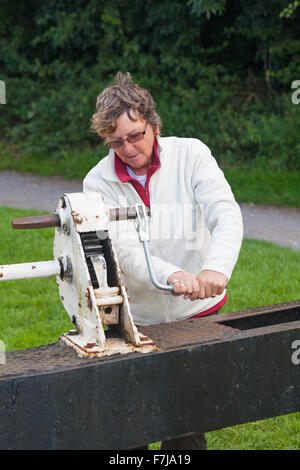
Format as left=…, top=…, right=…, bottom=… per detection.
left=114, top=138, right=160, bottom=182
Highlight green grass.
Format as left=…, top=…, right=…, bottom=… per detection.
left=221, top=238, right=300, bottom=313
left=0, top=206, right=299, bottom=450
left=149, top=413, right=300, bottom=449
left=0, top=207, right=73, bottom=350
left=0, top=141, right=105, bottom=181
left=1, top=141, right=300, bottom=207
left=206, top=414, right=300, bottom=450
left=223, top=166, right=300, bottom=208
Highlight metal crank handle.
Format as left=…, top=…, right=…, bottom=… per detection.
left=134, top=204, right=174, bottom=294
left=141, top=240, right=174, bottom=293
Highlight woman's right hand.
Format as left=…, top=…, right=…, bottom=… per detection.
left=167, top=271, right=200, bottom=300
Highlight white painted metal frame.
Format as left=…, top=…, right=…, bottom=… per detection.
left=0, top=191, right=157, bottom=358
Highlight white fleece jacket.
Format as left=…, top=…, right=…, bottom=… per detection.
left=83, top=136, right=243, bottom=326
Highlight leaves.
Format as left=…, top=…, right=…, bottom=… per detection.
left=0, top=0, right=299, bottom=168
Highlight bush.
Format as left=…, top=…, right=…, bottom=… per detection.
left=0, top=0, right=299, bottom=169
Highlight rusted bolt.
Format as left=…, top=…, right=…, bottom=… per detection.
left=71, top=211, right=83, bottom=224
left=0, top=273, right=3, bottom=278
left=32, top=265, right=36, bottom=269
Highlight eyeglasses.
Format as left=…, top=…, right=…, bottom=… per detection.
left=106, top=124, right=148, bottom=149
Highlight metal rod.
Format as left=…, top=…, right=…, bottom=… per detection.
left=0, top=260, right=61, bottom=282
left=109, top=206, right=151, bottom=221
left=11, top=207, right=151, bottom=229
left=141, top=240, right=174, bottom=293
left=134, top=203, right=174, bottom=293
left=11, top=214, right=61, bottom=230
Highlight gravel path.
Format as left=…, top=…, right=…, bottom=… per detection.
left=0, top=170, right=299, bottom=251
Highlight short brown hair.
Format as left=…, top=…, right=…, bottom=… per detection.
left=90, top=72, right=162, bottom=137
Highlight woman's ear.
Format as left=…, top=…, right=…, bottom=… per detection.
left=153, top=125, right=160, bottom=137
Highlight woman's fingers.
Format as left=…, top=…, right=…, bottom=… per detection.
left=196, top=270, right=227, bottom=299
left=168, top=270, right=227, bottom=301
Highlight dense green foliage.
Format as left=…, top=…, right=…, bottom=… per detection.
left=0, top=0, right=299, bottom=169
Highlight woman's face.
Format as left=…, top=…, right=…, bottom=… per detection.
left=106, top=111, right=158, bottom=175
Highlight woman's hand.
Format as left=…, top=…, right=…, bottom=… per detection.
left=167, top=270, right=227, bottom=300
left=195, top=270, right=227, bottom=299
left=167, top=271, right=200, bottom=299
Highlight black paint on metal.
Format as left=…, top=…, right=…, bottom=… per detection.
left=0, top=301, right=299, bottom=449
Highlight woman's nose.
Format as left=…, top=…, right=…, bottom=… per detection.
left=122, top=140, right=136, bottom=154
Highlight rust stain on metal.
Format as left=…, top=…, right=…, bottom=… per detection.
left=32, top=265, right=36, bottom=269
left=0, top=273, right=3, bottom=278
left=140, top=336, right=150, bottom=342
left=85, top=288, right=92, bottom=309
left=61, top=333, right=158, bottom=359
left=71, top=211, right=83, bottom=225
left=139, top=318, right=232, bottom=351
left=138, top=301, right=300, bottom=352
